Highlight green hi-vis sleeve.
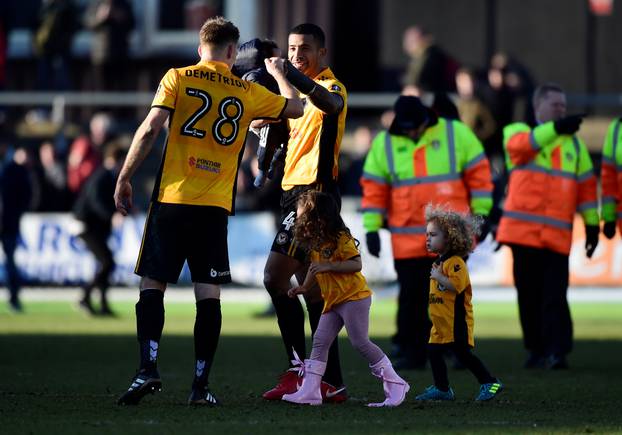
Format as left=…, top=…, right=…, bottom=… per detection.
left=530, top=121, right=558, bottom=149
left=470, top=196, right=493, bottom=217
left=582, top=208, right=600, bottom=226
left=362, top=211, right=384, bottom=232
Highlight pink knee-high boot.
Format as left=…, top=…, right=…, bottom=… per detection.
left=282, top=359, right=326, bottom=406
left=367, top=355, right=410, bottom=407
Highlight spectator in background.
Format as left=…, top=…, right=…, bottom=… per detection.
left=402, top=26, right=459, bottom=96
left=33, top=141, right=71, bottom=211
left=430, top=92, right=460, bottom=120
left=490, top=52, right=536, bottom=126
left=67, top=112, right=115, bottom=196
left=73, top=144, right=126, bottom=316
left=85, top=0, right=135, bottom=91
left=455, top=68, right=497, bottom=156
left=1, top=143, right=33, bottom=312
left=0, top=5, right=8, bottom=126
left=339, top=125, right=373, bottom=196
left=33, top=0, right=79, bottom=92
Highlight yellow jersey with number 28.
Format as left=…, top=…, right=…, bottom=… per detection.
left=151, top=60, right=286, bottom=212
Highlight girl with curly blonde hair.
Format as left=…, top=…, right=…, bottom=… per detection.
left=283, top=190, right=409, bottom=407
left=415, top=204, right=504, bottom=402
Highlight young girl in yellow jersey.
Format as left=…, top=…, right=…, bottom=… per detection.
left=282, top=190, right=409, bottom=407
left=415, top=205, right=503, bottom=401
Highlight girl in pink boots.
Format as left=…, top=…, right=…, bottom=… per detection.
left=282, top=190, right=409, bottom=407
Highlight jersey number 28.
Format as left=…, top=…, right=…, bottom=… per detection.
left=180, top=87, right=244, bottom=146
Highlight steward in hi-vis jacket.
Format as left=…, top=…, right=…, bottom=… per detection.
left=600, top=117, right=622, bottom=240
left=360, top=96, right=493, bottom=369
left=496, top=83, right=599, bottom=370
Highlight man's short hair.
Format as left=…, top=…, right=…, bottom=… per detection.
left=532, top=83, right=565, bottom=107
left=289, top=23, right=325, bottom=48
left=199, top=16, right=240, bottom=48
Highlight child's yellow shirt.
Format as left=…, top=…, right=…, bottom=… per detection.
left=309, top=232, right=372, bottom=313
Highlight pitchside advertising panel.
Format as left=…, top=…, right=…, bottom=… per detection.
left=0, top=213, right=620, bottom=287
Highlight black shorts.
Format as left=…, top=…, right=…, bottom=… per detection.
left=270, top=183, right=341, bottom=263
left=135, top=202, right=231, bottom=284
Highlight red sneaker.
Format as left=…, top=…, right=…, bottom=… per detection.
left=262, top=370, right=300, bottom=400
left=321, top=381, right=348, bottom=403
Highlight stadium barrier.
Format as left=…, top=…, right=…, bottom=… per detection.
left=0, top=212, right=620, bottom=287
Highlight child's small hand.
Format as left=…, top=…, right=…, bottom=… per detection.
left=287, top=286, right=305, bottom=298
left=430, top=263, right=444, bottom=281
left=309, top=262, right=332, bottom=276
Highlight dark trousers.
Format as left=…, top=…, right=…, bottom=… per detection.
left=1, top=233, right=21, bottom=301
left=393, top=257, right=434, bottom=362
left=511, top=245, right=572, bottom=357
left=429, top=343, right=495, bottom=390
left=80, top=229, right=114, bottom=302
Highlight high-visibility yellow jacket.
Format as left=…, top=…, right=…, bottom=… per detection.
left=360, top=118, right=493, bottom=259
left=497, top=121, right=599, bottom=255
left=601, top=118, right=622, bottom=232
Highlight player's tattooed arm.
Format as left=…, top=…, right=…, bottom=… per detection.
left=285, top=61, right=343, bottom=115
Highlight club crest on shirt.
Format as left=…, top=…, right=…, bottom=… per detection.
left=276, top=232, right=289, bottom=245
left=454, top=264, right=461, bottom=273
left=565, top=151, right=574, bottom=162
left=431, top=140, right=441, bottom=149
left=321, top=247, right=334, bottom=259
left=330, top=84, right=341, bottom=92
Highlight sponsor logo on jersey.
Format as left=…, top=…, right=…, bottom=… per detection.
left=189, top=156, right=222, bottom=174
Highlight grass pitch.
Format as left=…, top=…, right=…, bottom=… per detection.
left=0, top=296, right=621, bottom=434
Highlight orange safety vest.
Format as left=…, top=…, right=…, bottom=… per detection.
left=360, top=118, right=493, bottom=259
left=497, top=122, right=599, bottom=255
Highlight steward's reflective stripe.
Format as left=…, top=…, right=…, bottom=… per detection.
left=361, top=207, right=386, bottom=214
left=389, top=225, right=427, bottom=234
left=577, top=201, right=598, bottom=212
left=392, top=173, right=461, bottom=187
left=464, top=152, right=486, bottom=171
left=613, top=120, right=620, bottom=166
left=385, top=133, right=397, bottom=182
left=446, top=120, right=456, bottom=173
left=503, top=210, right=572, bottom=230
left=529, top=131, right=541, bottom=150
left=577, top=171, right=595, bottom=183
left=470, top=189, right=492, bottom=198
left=511, top=163, right=577, bottom=180
left=361, top=171, right=388, bottom=184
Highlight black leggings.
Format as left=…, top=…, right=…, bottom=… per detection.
left=428, top=343, right=495, bottom=391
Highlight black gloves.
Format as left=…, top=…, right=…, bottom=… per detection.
left=366, top=232, right=381, bottom=257
left=553, top=114, right=585, bottom=135
left=585, top=225, right=600, bottom=258
left=603, top=221, right=617, bottom=240
left=476, top=215, right=490, bottom=243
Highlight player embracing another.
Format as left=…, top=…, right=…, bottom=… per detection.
left=114, top=16, right=303, bottom=406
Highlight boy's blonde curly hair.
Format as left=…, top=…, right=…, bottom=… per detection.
left=424, top=204, right=482, bottom=257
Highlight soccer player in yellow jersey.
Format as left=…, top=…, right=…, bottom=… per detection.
left=415, top=205, right=503, bottom=401
left=261, top=23, right=349, bottom=402
left=280, top=191, right=409, bottom=407
left=113, top=16, right=303, bottom=407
